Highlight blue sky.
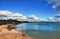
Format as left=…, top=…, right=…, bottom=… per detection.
left=0, top=0, right=58, bottom=18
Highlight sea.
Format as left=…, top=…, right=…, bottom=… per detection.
left=15, top=22, right=60, bottom=39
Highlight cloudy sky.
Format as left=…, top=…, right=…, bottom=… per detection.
left=0, top=0, right=58, bottom=19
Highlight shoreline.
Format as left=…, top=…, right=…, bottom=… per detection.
left=0, top=24, right=34, bottom=39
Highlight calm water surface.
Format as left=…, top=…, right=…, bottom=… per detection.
left=15, top=22, right=60, bottom=39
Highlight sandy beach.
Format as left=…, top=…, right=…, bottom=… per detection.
left=0, top=24, right=34, bottom=39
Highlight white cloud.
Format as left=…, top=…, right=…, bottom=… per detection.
left=0, top=10, right=24, bottom=16
left=52, top=5, right=56, bottom=9
left=57, top=18, right=60, bottom=20
left=57, top=14, right=60, bottom=16
left=0, top=10, right=27, bottom=21
left=28, top=15, right=39, bottom=20
left=1, top=10, right=58, bottom=21
left=48, top=16, right=60, bottom=21
left=40, top=18, right=47, bottom=21
left=28, top=15, right=48, bottom=21
left=47, top=0, right=60, bottom=5
left=48, top=17, right=55, bottom=21
left=49, top=17, right=54, bottom=20
left=46, top=0, right=60, bottom=12
left=27, top=15, right=40, bottom=21
left=0, top=10, right=12, bottom=16
left=12, top=13, right=23, bottom=17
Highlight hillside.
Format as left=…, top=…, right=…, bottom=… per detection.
left=0, top=19, right=24, bottom=25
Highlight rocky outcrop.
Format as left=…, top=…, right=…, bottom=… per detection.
left=0, top=25, right=34, bottom=39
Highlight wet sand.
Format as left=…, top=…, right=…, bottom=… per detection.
left=0, top=24, right=34, bottom=39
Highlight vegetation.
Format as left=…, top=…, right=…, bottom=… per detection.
left=0, top=19, right=24, bottom=25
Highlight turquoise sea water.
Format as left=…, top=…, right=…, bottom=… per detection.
left=15, top=22, right=60, bottom=39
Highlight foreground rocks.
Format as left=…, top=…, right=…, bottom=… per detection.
left=0, top=24, right=34, bottom=39
left=0, top=33, right=33, bottom=39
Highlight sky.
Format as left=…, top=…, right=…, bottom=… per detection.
left=0, top=0, right=58, bottom=19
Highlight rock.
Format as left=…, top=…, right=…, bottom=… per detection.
left=0, top=33, right=33, bottom=39
left=0, top=24, right=34, bottom=39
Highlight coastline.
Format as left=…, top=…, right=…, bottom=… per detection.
left=0, top=24, right=34, bottom=39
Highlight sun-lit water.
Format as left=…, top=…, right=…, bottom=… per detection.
left=15, top=22, right=60, bottom=39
